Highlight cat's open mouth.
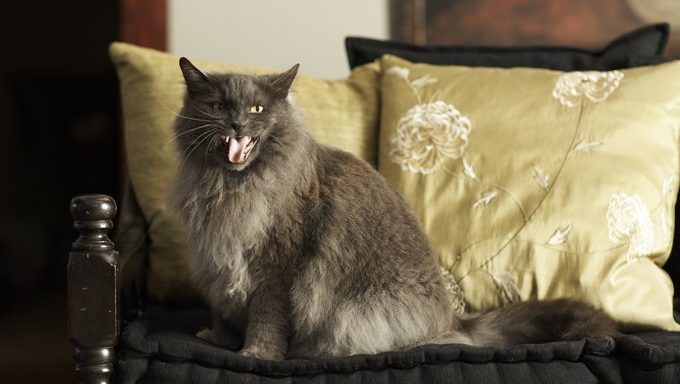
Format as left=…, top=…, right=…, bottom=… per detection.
left=222, top=135, right=259, bottom=164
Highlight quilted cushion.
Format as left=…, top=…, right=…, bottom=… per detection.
left=116, top=307, right=680, bottom=383
left=614, top=332, right=680, bottom=383
left=116, top=307, right=621, bottom=384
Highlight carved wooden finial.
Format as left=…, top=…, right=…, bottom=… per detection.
left=70, top=194, right=117, bottom=252
left=71, top=194, right=117, bottom=219
left=68, top=194, right=119, bottom=383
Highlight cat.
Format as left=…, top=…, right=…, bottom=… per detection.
left=169, top=57, right=617, bottom=360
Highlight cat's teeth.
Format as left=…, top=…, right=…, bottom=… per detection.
left=227, top=135, right=253, bottom=163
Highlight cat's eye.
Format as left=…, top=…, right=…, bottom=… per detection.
left=249, top=105, right=264, bottom=114
left=211, top=102, right=223, bottom=111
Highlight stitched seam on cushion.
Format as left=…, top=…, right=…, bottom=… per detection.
left=122, top=345, right=603, bottom=379
left=136, top=353, right=601, bottom=379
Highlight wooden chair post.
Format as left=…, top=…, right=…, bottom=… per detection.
left=67, top=194, right=119, bottom=384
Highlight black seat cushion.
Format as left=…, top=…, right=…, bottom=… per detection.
left=613, top=332, right=680, bottom=383
left=116, top=307, right=675, bottom=384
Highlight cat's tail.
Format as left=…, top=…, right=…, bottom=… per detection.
left=440, top=298, right=617, bottom=347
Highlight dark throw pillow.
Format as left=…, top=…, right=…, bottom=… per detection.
left=346, top=23, right=670, bottom=71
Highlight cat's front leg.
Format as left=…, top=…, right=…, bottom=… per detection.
left=239, top=280, right=290, bottom=360
left=197, top=309, right=246, bottom=351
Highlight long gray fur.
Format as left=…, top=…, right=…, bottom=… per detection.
left=169, top=58, right=617, bottom=360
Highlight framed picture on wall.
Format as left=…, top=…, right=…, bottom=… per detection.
left=391, top=0, right=680, bottom=57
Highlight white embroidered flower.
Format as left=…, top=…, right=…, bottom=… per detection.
left=387, top=66, right=410, bottom=80
left=390, top=101, right=472, bottom=174
left=440, top=267, right=465, bottom=314
left=462, top=158, right=477, bottom=180
left=547, top=224, right=573, bottom=246
left=661, top=211, right=672, bottom=237
left=660, top=176, right=677, bottom=244
left=553, top=71, right=624, bottom=107
left=473, top=189, right=498, bottom=208
left=662, top=175, right=677, bottom=198
left=491, top=271, right=520, bottom=304
left=411, top=75, right=439, bottom=88
left=533, top=165, right=551, bottom=191
left=607, top=193, right=655, bottom=262
left=574, top=140, right=603, bottom=152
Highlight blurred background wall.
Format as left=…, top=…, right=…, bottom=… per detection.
left=168, top=0, right=390, bottom=78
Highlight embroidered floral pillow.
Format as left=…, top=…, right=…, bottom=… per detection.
left=379, top=55, right=680, bottom=330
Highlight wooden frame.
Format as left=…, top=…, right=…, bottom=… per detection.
left=390, top=0, right=680, bottom=57
left=390, top=0, right=426, bottom=44
left=120, top=0, right=167, bottom=51
left=67, top=195, right=120, bottom=384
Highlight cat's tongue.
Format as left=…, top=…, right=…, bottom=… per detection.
left=227, top=136, right=252, bottom=163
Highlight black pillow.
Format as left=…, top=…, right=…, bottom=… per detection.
left=346, top=23, right=669, bottom=71
left=628, top=55, right=674, bottom=67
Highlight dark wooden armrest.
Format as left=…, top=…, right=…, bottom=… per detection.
left=68, top=194, right=119, bottom=384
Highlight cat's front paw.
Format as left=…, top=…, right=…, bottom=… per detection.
left=196, top=327, right=216, bottom=342
left=239, top=346, right=284, bottom=361
left=196, top=327, right=243, bottom=350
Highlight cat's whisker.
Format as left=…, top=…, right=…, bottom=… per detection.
left=182, top=129, right=218, bottom=162
left=176, top=129, right=218, bottom=170
left=166, top=123, right=219, bottom=146
left=182, top=129, right=216, bottom=157
left=192, top=106, right=221, bottom=119
left=150, top=95, right=218, bottom=123
left=204, top=135, right=218, bottom=167
left=175, top=114, right=216, bottom=123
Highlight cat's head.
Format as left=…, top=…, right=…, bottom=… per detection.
left=175, top=57, right=299, bottom=171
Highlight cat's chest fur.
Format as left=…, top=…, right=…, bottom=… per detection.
left=185, top=176, right=276, bottom=303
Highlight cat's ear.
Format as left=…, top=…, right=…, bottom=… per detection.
left=267, top=64, right=300, bottom=98
left=179, top=57, right=210, bottom=94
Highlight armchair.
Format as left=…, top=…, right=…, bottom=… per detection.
left=66, top=28, right=680, bottom=384
left=66, top=190, right=680, bottom=384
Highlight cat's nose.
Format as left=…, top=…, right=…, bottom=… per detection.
left=230, top=120, right=246, bottom=134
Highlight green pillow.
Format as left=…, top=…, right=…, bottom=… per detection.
left=109, top=42, right=380, bottom=301
left=379, top=54, right=680, bottom=330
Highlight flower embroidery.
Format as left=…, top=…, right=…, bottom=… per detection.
left=389, top=101, right=472, bottom=174
left=462, top=158, right=477, bottom=180
left=574, top=140, right=603, bottom=152
left=661, top=211, right=671, bottom=236
left=441, top=266, right=465, bottom=314
left=662, top=175, right=677, bottom=198
left=411, top=75, right=438, bottom=88
left=387, top=66, right=409, bottom=80
left=547, top=224, right=573, bottom=246
left=491, top=271, right=521, bottom=304
left=533, top=165, right=551, bottom=191
left=606, top=193, right=655, bottom=262
left=473, top=189, right=498, bottom=208
left=553, top=71, right=623, bottom=107
left=660, top=175, right=677, bottom=243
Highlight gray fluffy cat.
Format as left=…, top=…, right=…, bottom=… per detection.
left=169, top=58, right=617, bottom=360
